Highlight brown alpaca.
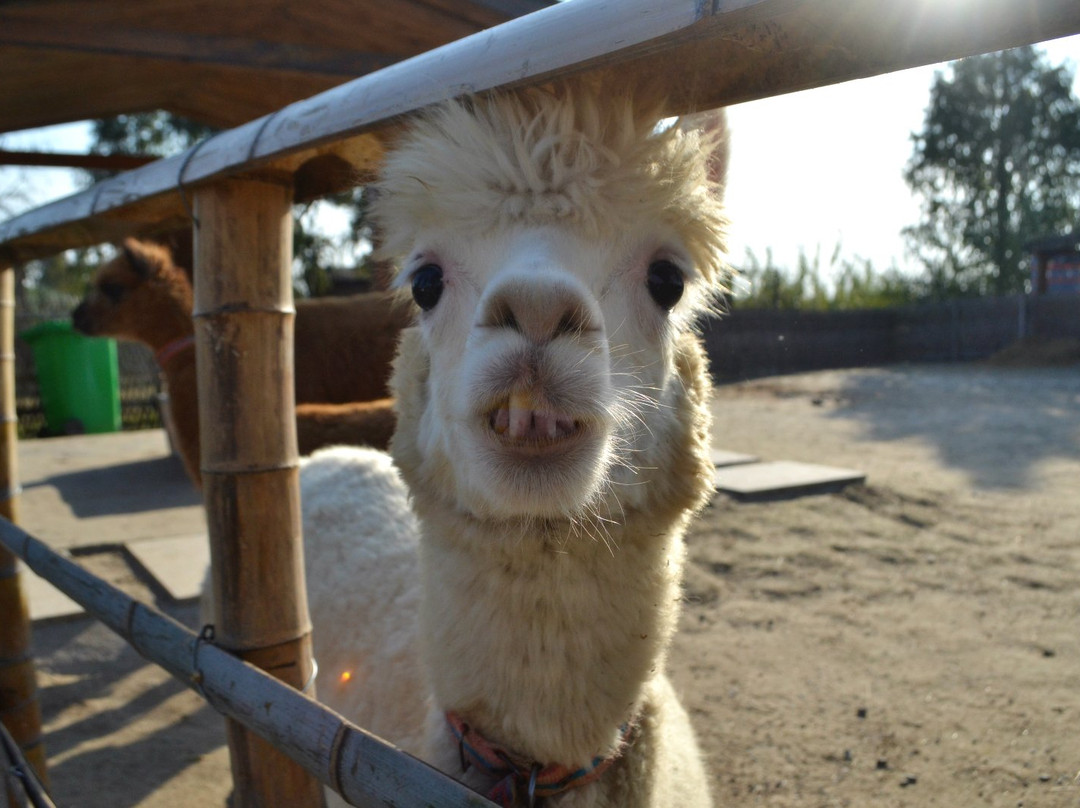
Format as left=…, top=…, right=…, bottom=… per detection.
left=72, top=238, right=408, bottom=488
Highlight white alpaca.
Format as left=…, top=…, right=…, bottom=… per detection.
left=302, top=81, right=729, bottom=807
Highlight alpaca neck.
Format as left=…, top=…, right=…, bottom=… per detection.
left=418, top=503, right=685, bottom=767
left=130, top=285, right=199, bottom=486
left=155, top=335, right=195, bottom=367
left=122, top=269, right=195, bottom=357
left=153, top=330, right=201, bottom=487
left=142, top=303, right=195, bottom=357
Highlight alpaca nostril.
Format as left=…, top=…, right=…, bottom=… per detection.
left=487, top=299, right=521, bottom=334
left=554, top=306, right=591, bottom=338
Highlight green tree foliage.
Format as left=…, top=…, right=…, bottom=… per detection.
left=89, top=112, right=374, bottom=296
left=20, top=249, right=105, bottom=311
left=91, top=112, right=216, bottom=158
left=904, top=46, right=1080, bottom=297
left=0, top=166, right=31, bottom=219
left=732, top=247, right=922, bottom=311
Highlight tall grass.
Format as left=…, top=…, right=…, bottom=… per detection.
left=731, top=246, right=924, bottom=310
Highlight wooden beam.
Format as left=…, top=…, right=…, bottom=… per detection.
left=193, top=178, right=322, bottom=806
left=0, top=46, right=353, bottom=132
left=0, top=20, right=399, bottom=77
left=2, top=0, right=1080, bottom=263
left=0, top=266, right=47, bottom=795
left=0, top=149, right=155, bottom=171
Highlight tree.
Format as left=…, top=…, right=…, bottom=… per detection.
left=89, top=112, right=374, bottom=295
left=904, top=46, right=1080, bottom=297
left=91, top=111, right=216, bottom=158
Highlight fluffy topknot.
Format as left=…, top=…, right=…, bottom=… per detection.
left=371, top=81, right=729, bottom=294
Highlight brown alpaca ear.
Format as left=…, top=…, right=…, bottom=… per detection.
left=122, top=239, right=155, bottom=279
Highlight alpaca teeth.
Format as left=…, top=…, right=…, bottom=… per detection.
left=491, top=389, right=576, bottom=441
left=508, top=390, right=534, bottom=439
left=509, top=390, right=533, bottom=412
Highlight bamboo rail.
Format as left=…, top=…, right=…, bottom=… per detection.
left=0, top=517, right=495, bottom=808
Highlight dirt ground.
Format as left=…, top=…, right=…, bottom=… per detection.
left=24, top=362, right=1080, bottom=807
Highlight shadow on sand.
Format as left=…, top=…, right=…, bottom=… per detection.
left=23, top=455, right=201, bottom=518
left=32, top=604, right=226, bottom=808
left=827, top=364, right=1080, bottom=491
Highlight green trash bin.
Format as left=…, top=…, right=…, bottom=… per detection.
left=21, top=320, right=121, bottom=435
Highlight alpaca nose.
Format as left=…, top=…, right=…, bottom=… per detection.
left=478, top=274, right=600, bottom=344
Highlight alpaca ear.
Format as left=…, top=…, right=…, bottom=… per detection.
left=681, top=108, right=729, bottom=196
left=121, top=239, right=155, bottom=279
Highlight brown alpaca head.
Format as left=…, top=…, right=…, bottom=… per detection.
left=72, top=238, right=195, bottom=349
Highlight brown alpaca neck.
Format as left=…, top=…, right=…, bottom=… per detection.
left=143, top=272, right=201, bottom=487
left=155, top=335, right=202, bottom=489
left=140, top=279, right=195, bottom=355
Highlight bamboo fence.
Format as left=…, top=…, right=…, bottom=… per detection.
left=0, top=517, right=493, bottom=807
left=0, top=0, right=1078, bottom=805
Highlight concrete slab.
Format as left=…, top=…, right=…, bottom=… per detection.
left=19, top=562, right=82, bottom=622
left=711, top=448, right=759, bottom=467
left=126, top=534, right=209, bottom=602
left=714, top=460, right=866, bottom=501
left=17, top=429, right=204, bottom=551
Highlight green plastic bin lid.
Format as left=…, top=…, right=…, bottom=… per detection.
left=20, top=319, right=78, bottom=341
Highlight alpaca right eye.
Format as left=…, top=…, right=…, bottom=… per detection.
left=411, top=264, right=444, bottom=311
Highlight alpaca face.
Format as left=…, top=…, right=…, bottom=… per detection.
left=379, top=84, right=729, bottom=524
left=397, top=220, right=702, bottom=521
left=72, top=240, right=192, bottom=343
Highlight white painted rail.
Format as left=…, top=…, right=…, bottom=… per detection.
left=2, top=0, right=1079, bottom=262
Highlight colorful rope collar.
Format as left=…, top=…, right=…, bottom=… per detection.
left=445, top=711, right=633, bottom=807
left=154, top=335, right=195, bottom=368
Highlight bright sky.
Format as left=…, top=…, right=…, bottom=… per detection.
left=724, top=33, right=1080, bottom=276
left=2, top=33, right=1078, bottom=280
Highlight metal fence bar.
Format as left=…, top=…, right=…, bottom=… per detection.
left=0, top=721, right=55, bottom=808
left=0, top=517, right=495, bottom=808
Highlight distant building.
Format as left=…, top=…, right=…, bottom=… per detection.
left=1026, top=232, right=1080, bottom=294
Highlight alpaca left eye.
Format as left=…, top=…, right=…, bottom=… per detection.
left=411, top=264, right=444, bottom=311
left=646, top=260, right=684, bottom=311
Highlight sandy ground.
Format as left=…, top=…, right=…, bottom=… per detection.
left=20, top=362, right=1080, bottom=807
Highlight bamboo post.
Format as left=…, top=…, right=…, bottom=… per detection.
left=192, top=178, right=323, bottom=806
left=0, top=265, right=48, bottom=796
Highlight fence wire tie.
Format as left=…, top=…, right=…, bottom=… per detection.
left=191, top=623, right=216, bottom=697
left=246, top=108, right=284, bottom=164
left=176, top=137, right=213, bottom=230
left=301, top=657, right=319, bottom=695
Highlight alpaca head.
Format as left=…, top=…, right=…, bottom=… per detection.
left=378, top=82, right=728, bottom=525
left=72, top=238, right=194, bottom=344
